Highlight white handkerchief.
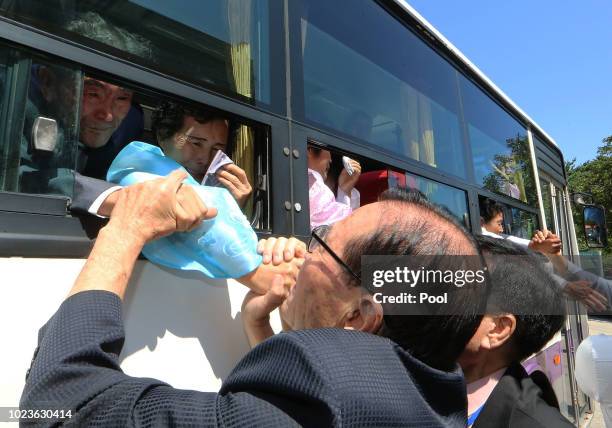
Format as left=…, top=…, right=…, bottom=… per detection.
left=202, top=150, right=234, bottom=186
left=342, top=156, right=355, bottom=176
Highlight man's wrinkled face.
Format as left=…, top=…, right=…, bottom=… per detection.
left=79, top=77, right=133, bottom=148
left=280, top=203, right=382, bottom=330
left=162, top=116, right=228, bottom=182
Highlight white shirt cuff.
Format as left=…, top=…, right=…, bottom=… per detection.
left=88, top=186, right=123, bottom=218
left=336, top=188, right=352, bottom=206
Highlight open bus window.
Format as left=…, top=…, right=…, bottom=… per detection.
left=479, top=196, right=539, bottom=240
left=143, top=99, right=269, bottom=230
left=305, top=143, right=470, bottom=231
left=0, top=43, right=269, bottom=230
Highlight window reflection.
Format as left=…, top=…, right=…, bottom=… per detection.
left=405, top=173, right=470, bottom=229
left=540, top=179, right=555, bottom=233
left=299, top=0, right=467, bottom=179
left=460, top=76, right=536, bottom=205
left=0, top=0, right=273, bottom=106
left=509, top=207, right=538, bottom=240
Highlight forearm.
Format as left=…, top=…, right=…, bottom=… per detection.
left=243, top=317, right=275, bottom=348
left=68, top=225, right=144, bottom=300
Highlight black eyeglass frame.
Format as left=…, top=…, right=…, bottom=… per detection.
left=308, top=225, right=361, bottom=282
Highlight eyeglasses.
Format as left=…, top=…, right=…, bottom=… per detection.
left=308, top=225, right=361, bottom=282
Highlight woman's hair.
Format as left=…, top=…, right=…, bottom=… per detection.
left=479, top=198, right=504, bottom=223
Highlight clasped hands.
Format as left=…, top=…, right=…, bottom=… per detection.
left=106, top=169, right=306, bottom=310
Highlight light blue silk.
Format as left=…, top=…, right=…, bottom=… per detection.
left=107, top=141, right=262, bottom=279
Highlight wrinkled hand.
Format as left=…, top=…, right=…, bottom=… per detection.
left=216, top=164, right=253, bottom=208
left=338, top=159, right=362, bottom=195
left=257, top=236, right=308, bottom=265
left=238, top=257, right=302, bottom=295
left=108, top=169, right=217, bottom=245
left=528, top=230, right=562, bottom=255
left=242, top=274, right=288, bottom=326
left=564, top=280, right=608, bottom=312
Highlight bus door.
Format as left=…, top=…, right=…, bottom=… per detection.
left=541, top=176, right=592, bottom=424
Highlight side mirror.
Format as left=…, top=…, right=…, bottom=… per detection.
left=31, top=117, right=58, bottom=153
left=583, top=205, right=608, bottom=248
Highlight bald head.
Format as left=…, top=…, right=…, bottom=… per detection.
left=341, top=188, right=478, bottom=285
left=340, top=188, right=483, bottom=371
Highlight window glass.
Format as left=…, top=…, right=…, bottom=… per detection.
left=540, top=179, right=555, bottom=232
left=0, top=43, right=81, bottom=197
left=508, top=207, right=538, bottom=240
left=297, top=0, right=467, bottom=179
left=405, top=172, right=470, bottom=229
left=460, top=75, right=536, bottom=206
left=0, top=0, right=274, bottom=107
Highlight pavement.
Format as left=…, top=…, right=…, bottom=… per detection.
left=584, top=316, right=612, bottom=428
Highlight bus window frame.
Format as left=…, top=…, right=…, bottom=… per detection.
left=292, top=121, right=488, bottom=236
left=0, top=24, right=293, bottom=257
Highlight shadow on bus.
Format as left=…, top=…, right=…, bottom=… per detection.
left=117, top=261, right=251, bottom=389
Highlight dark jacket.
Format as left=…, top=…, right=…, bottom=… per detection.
left=22, top=290, right=468, bottom=427
left=473, top=363, right=573, bottom=428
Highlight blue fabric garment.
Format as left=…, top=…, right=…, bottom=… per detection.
left=107, top=141, right=262, bottom=278
left=467, top=404, right=484, bottom=426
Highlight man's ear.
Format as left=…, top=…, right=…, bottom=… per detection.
left=483, top=314, right=516, bottom=350
left=344, top=294, right=383, bottom=334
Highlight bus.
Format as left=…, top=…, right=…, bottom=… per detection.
left=0, top=0, right=595, bottom=425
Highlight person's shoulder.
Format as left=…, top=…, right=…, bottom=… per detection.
left=476, top=363, right=573, bottom=427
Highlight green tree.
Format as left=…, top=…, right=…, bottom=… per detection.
left=566, top=136, right=612, bottom=252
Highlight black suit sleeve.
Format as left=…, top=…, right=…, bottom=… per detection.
left=20, top=291, right=299, bottom=428
left=69, top=172, right=117, bottom=213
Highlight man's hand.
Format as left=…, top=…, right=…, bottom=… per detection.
left=108, top=170, right=217, bottom=245
left=564, top=280, right=608, bottom=312
left=241, top=275, right=288, bottom=347
left=68, top=170, right=216, bottom=300
left=257, top=236, right=307, bottom=265
left=338, top=159, right=362, bottom=195
left=238, top=258, right=303, bottom=295
left=216, top=164, right=253, bottom=208
left=528, top=230, right=562, bottom=255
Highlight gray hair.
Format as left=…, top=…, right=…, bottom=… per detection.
left=67, top=12, right=153, bottom=60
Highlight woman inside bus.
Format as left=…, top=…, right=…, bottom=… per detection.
left=480, top=198, right=505, bottom=235
left=153, top=101, right=252, bottom=209
left=307, top=144, right=361, bottom=230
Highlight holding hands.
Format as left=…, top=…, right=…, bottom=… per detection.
left=108, top=170, right=217, bottom=245
left=528, top=230, right=562, bottom=255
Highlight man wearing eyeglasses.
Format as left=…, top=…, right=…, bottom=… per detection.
left=22, top=182, right=483, bottom=427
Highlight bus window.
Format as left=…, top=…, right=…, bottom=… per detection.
left=460, top=75, right=537, bottom=206
left=0, top=1, right=275, bottom=108
left=0, top=44, right=269, bottom=229
left=0, top=46, right=82, bottom=197
left=540, top=178, right=555, bottom=233
left=405, top=172, right=470, bottom=230
left=147, top=100, right=269, bottom=230
left=295, top=0, right=467, bottom=180
left=508, top=207, right=539, bottom=240
left=479, top=196, right=539, bottom=240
